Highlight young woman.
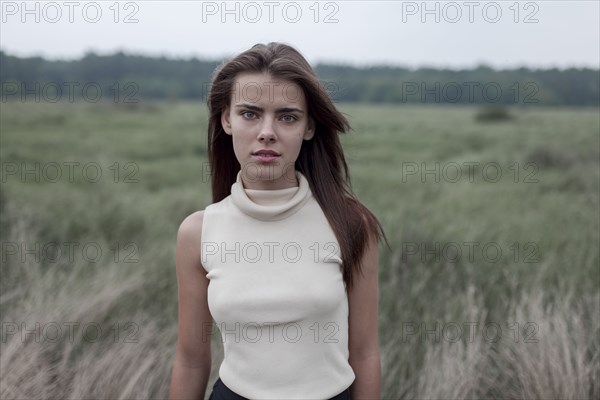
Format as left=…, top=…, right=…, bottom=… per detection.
left=169, top=42, right=389, bottom=400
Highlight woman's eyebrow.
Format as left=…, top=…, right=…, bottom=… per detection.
left=234, top=103, right=305, bottom=114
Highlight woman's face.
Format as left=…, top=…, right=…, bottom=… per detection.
left=221, top=72, right=314, bottom=190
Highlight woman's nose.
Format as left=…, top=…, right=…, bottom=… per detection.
left=257, top=119, right=276, bottom=142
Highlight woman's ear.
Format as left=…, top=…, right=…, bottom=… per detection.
left=304, top=117, right=315, bottom=140
left=221, top=107, right=232, bottom=135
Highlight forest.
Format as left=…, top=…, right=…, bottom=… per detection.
left=1, top=50, right=598, bottom=106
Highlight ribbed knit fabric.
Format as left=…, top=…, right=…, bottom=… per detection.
left=201, top=169, right=356, bottom=399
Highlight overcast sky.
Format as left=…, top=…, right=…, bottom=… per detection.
left=1, top=0, right=599, bottom=69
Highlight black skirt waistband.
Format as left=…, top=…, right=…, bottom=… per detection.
left=208, top=377, right=351, bottom=400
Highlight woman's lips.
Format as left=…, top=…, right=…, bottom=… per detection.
left=252, top=154, right=280, bottom=162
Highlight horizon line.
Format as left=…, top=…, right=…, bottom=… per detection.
left=1, top=47, right=598, bottom=72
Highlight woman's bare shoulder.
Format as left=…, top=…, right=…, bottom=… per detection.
left=176, top=210, right=207, bottom=274
left=177, top=210, right=205, bottom=243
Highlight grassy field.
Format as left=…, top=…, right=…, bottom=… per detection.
left=1, top=100, right=598, bottom=399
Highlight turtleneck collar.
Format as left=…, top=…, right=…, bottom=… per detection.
left=230, top=169, right=311, bottom=221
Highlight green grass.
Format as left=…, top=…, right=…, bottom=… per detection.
left=1, top=101, right=598, bottom=399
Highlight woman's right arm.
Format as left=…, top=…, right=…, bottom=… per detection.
left=169, top=211, right=213, bottom=400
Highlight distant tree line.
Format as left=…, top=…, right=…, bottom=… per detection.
left=1, top=50, right=598, bottom=106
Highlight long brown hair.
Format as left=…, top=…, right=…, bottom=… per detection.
left=206, top=42, right=390, bottom=292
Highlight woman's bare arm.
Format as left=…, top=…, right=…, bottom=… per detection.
left=169, top=211, right=213, bottom=400
left=348, top=229, right=382, bottom=400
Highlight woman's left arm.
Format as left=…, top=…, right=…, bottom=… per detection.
left=348, top=230, right=381, bottom=400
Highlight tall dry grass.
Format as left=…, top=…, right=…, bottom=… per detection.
left=0, top=199, right=225, bottom=399
left=410, top=289, right=599, bottom=399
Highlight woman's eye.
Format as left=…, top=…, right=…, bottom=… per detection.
left=241, top=111, right=255, bottom=119
left=281, top=115, right=297, bottom=122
